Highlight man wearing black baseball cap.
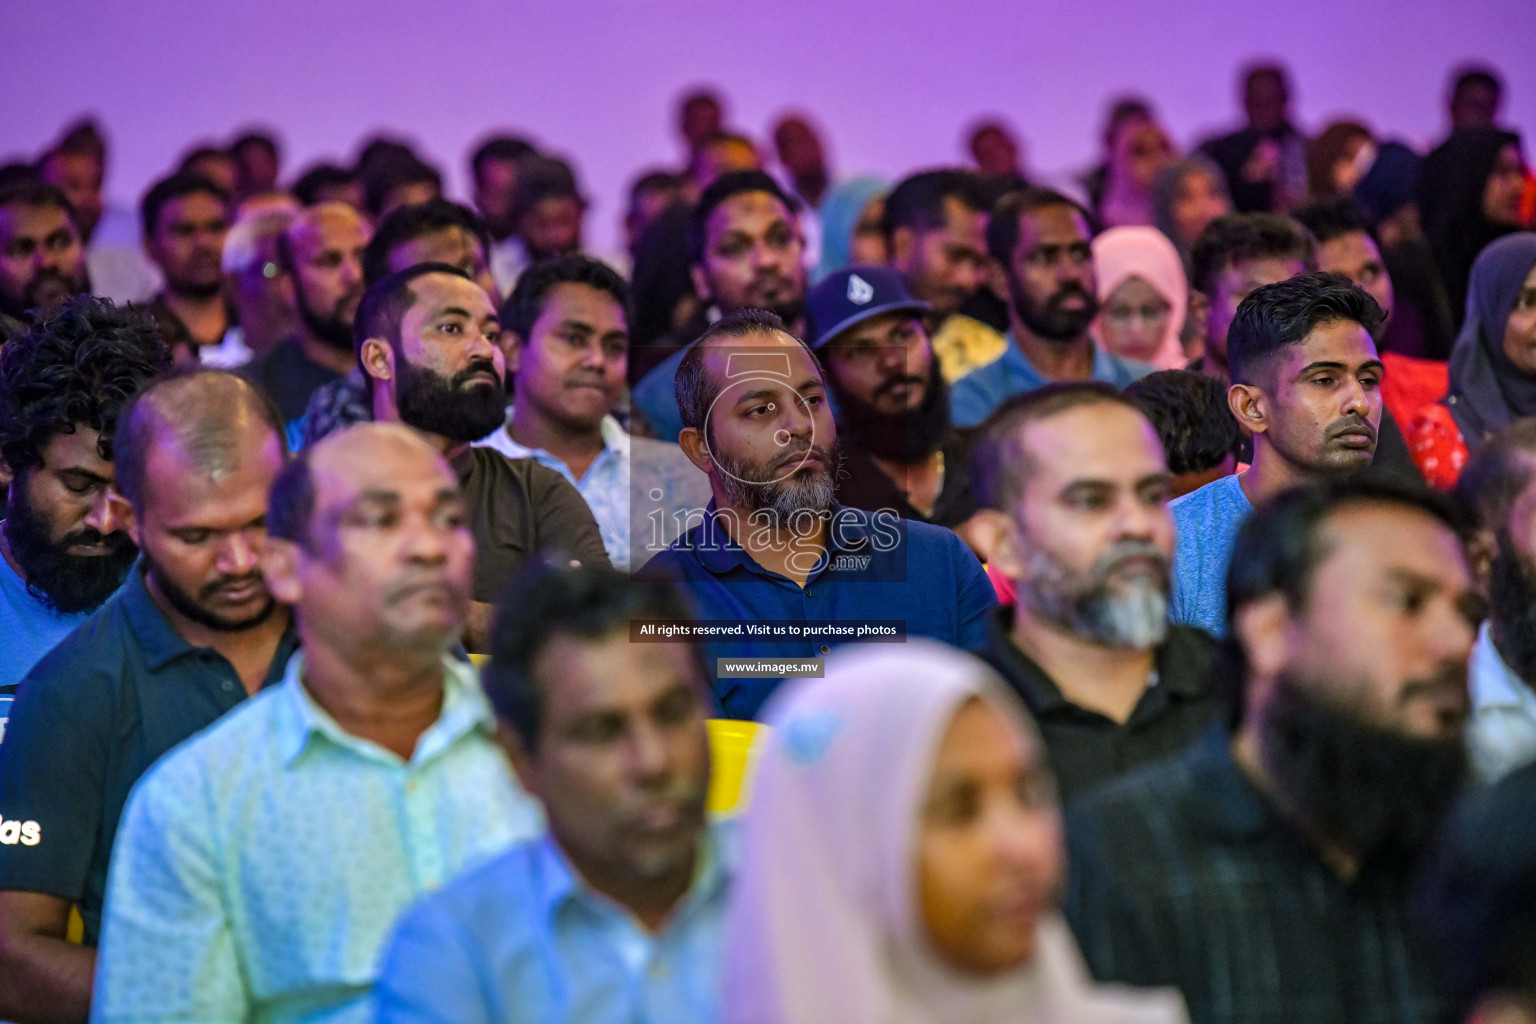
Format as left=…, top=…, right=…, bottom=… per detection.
left=807, top=265, right=979, bottom=537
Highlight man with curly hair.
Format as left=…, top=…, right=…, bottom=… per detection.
left=0, top=295, right=169, bottom=689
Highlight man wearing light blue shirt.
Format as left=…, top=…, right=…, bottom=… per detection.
left=93, top=424, right=542, bottom=1024
left=476, top=255, right=711, bottom=571
left=949, top=188, right=1150, bottom=428
left=377, top=561, right=728, bottom=1024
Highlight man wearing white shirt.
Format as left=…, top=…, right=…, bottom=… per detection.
left=1456, top=420, right=1536, bottom=782
left=477, top=255, right=710, bottom=571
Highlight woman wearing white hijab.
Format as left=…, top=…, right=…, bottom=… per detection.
left=721, top=642, right=1186, bottom=1024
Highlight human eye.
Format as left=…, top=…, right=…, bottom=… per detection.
left=570, top=713, right=625, bottom=745
left=1515, top=289, right=1536, bottom=313
left=928, top=781, right=981, bottom=826
left=172, top=528, right=212, bottom=545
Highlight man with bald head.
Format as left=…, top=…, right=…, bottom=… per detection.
left=356, top=263, right=607, bottom=646
left=93, top=422, right=541, bottom=1024
left=242, top=202, right=372, bottom=435
left=0, top=369, right=294, bottom=1024
left=640, top=309, right=996, bottom=719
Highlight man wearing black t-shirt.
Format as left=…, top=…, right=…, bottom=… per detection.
left=355, top=263, right=608, bottom=650
left=242, top=203, right=371, bottom=437
left=968, top=383, right=1222, bottom=803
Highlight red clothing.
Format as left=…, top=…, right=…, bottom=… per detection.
left=1380, top=352, right=1449, bottom=433
left=1407, top=403, right=1469, bottom=490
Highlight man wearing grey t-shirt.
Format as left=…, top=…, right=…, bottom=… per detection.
left=1171, top=272, right=1385, bottom=637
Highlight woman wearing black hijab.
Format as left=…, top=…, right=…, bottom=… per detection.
left=1418, top=127, right=1527, bottom=326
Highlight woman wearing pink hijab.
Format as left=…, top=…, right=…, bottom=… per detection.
left=1092, top=227, right=1190, bottom=370
left=720, top=642, right=1186, bottom=1024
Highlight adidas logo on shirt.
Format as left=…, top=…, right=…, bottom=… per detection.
left=0, top=815, right=40, bottom=846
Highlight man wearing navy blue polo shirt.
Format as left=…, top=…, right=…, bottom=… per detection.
left=950, top=188, right=1151, bottom=427
left=640, top=308, right=995, bottom=720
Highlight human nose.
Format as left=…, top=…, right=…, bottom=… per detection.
left=401, top=514, right=450, bottom=565
left=83, top=490, right=121, bottom=537
left=1341, top=377, right=1372, bottom=417
left=627, top=719, right=672, bottom=782
left=217, top=531, right=262, bottom=577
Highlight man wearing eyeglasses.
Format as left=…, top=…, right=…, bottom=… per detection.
left=949, top=189, right=1152, bottom=427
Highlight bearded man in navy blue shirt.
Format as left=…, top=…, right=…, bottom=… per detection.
left=640, top=309, right=995, bottom=719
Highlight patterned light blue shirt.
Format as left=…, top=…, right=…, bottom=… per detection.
left=1468, top=622, right=1536, bottom=784
left=949, top=335, right=1152, bottom=427
left=93, top=653, right=544, bottom=1024
left=475, top=414, right=712, bottom=571
left=374, top=823, right=733, bottom=1024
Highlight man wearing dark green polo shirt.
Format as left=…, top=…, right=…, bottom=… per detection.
left=0, top=370, right=295, bottom=1024
left=969, top=383, right=1222, bottom=803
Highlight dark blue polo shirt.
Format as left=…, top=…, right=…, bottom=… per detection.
left=639, top=504, right=996, bottom=720
left=0, top=568, right=298, bottom=944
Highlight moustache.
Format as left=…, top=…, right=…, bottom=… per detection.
left=748, top=272, right=795, bottom=295
left=452, top=359, right=502, bottom=389
left=200, top=571, right=265, bottom=600
left=770, top=442, right=831, bottom=473
left=1326, top=417, right=1377, bottom=442
left=1047, top=282, right=1093, bottom=311
left=874, top=373, right=926, bottom=401
left=1399, top=663, right=1470, bottom=711
left=1097, top=540, right=1170, bottom=584
left=60, top=526, right=129, bottom=551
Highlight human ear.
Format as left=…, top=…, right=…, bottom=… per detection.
left=262, top=537, right=304, bottom=605
left=109, top=492, right=139, bottom=547
left=969, top=509, right=1023, bottom=576
left=690, top=264, right=712, bottom=304
left=679, top=427, right=713, bottom=475
left=360, top=337, right=394, bottom=387
left=1229, top=382, right=1268, bottom=435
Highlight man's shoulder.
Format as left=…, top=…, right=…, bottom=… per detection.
left=16, top=591, right=137, bottom=700
left=398, top=840, right=540, bottom=939
left=1170, top=474, right=1247, bottom=521
left=1068, top=739, right=1214, bottom=841
left=134, top=683, right=289, bottom=799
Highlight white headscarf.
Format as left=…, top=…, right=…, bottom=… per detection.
left=720, top=641, right=1187, bottom=1024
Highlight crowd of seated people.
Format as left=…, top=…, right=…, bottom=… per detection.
left=0, top=59, right=1533, bottom=1024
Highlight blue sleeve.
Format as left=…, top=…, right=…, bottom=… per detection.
left=952, top=536, right=997, bottom=651
left=948, top=370, right=996, bottom=428
left=374, top=897, right=495, bottom=1024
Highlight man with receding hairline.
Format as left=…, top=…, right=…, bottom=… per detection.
left=0, top=369, right=294, bottom=1024
left=93, top=421, right=540, bottom=1024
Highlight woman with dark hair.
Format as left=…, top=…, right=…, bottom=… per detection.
left=1418, top=127, right=1528, bottom=325
left=1409, top=233, right=1536, bottom=488
left=1151, top=156, right=1232, bottom=268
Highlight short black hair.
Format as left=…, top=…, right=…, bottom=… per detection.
left=290, top=163, right=358, bottom=207
left=484, top=560, right=703, bottom=751
left=230, top=131, right=279, bottom=162
left=140, top=172, right=230, bottom=240
left=362, top=157, right=442, bottom=219
left=1103, top=96, right=1154, bottom=145
left=1125, top=370, right=1241, bottom=475
left=629, top=169, right=681, bottom=209
left=674, top=308, right=814, bottom=435
left=352, top=261, right=473, bottom=363
left=1451, top=65, right=1503, bottom=104
left=881, top=169, right=986, bottom=240
left=1419, top=760, right=1536, bottom=1015
left=499, top=254, right=629, bottom=342
left=0, top=295, right=170, bottom=473
left=469, top=135, right=538, bottom=183
left=688, top=170, right=796, bottom=266
left=113, top=367, right=285, bottom=513
left=1453, top=418, right=1536, bottom=534
left=362, top=198, right=492, bottom=286
left=970, top=382, right=1143, bottom=511
left=178, top=145, right=230, bottom=174
left=1227, top=271, right=1385, bottom=387
left=986, top=187, right=1095, bottom=266
left=509, top=156, right=582, bottom=228
left=0, top=179, right=74, bottom=222
left=1189, top=212, right=1316, bottom=298
left=1292, top=197, right=1375, bottom=247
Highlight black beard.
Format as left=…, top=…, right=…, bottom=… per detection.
left=830, top=357, right=951, bottom=463
left=4, top=475, right=136, bottom=614
left=1489, top=536, right=1536, bottom=685
left=168, top=278, right=224, bottom=302
left=141, top=548, right=276, bottom=632
left=1258, top=675, right=1468, bottom=864
left=1010, top=275, right=1098, bottom=342
left=0, top=267, right=93, bottom=321
left=396, top=358, right=508, bottom=442
left=294, top=276, right=358, bottom=353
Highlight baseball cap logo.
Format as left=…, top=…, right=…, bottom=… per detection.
left=847, top=274, right=874, bottom=305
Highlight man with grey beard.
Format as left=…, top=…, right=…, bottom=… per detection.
left=969, top=383, right=1224, bottom=802
left=639, top=309, right=996, bottom=720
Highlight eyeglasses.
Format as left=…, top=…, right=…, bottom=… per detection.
left=1103, top=303, right=1171, bottom=327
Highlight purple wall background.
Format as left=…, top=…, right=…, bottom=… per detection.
left=2, top=0, right=1531, bottom=251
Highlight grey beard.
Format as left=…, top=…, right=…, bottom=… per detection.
left=1020, top=539, right=1170, bottom=649
left=714, top=445, right=838, bottom=522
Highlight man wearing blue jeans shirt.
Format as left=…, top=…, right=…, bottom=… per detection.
left=377, top=562, right=727, bottom=1024
left=640, top=309, right=995, bottom=719
left=1171, top=272, right=1385, bottom=637
left=950, top=188, right=1150, bottom=428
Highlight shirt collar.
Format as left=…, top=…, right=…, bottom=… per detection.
left=534, top=820, right=733, bottom=925
left=120, top=566, right=201, bottom=671
left=1471, top=621, right=1535, bottom=711
left=275, top=651, right=496, bottom=766
left=487, top=411, right=630, bottom=461
left=1003, top=332, right=1119, bottom=383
